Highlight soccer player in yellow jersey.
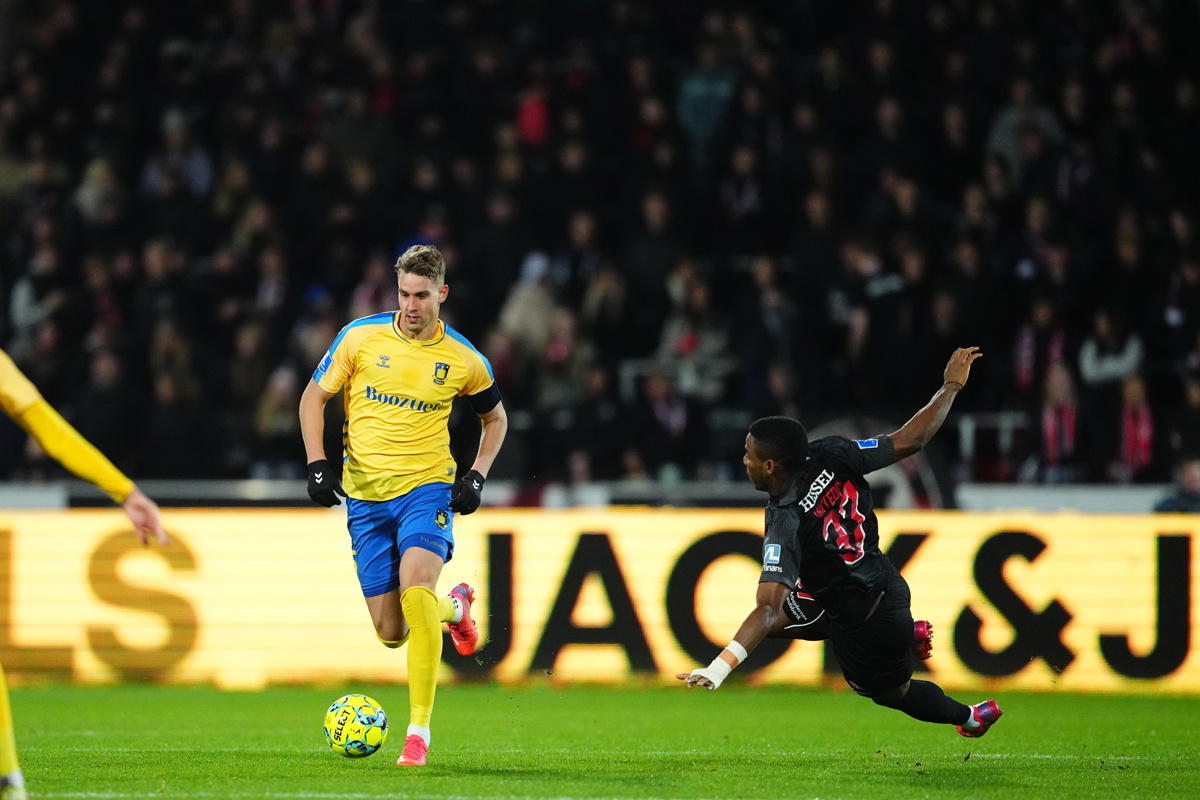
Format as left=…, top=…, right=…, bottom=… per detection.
left=299, top=244, right=508, bottom=768
left=0, top=347, right=168, bottom=800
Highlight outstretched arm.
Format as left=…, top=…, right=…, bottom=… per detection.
left=887, top=347, right=982, bottom=461
left=15, top=401, right=169, bottom=545
left=676, top=581, right=789, bottom=690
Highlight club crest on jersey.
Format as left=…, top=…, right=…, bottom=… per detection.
left=433, top=362, right=450, bottom=385
left=435, top=509, right=449, bottom=529
left=377, top=354, right=391, bottom=368
left=764, top=543, right=781, bottom=565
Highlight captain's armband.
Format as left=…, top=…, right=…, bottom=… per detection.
left=465, top=384, right=502, bottom=414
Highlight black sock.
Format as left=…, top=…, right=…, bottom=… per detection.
left=874, top=680, right=972, bottom=725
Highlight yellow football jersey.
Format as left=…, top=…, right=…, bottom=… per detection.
left=314, top=313, right=495, bottom=501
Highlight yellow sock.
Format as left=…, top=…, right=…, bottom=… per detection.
left=438, top=594, right=456, bottom=623
left=0, top=664, right=21, bottom=775
left=400, top=586, right=442, bottom=729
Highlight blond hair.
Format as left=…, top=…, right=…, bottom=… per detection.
left=394, top=244, right=446, bottom=285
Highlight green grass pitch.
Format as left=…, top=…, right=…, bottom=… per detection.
left=12, top=683, right=1200, bottom=799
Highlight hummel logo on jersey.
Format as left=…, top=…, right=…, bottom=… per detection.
left=314, top=472, right=323, bottom=481
left=433, top=362, right=450, bottom=385
left=377, top=355, right=391, bottom=368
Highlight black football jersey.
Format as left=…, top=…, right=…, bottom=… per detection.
left=759, top=435, right=897, bottom=625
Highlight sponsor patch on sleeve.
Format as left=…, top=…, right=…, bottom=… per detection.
left=313, top=352, right=333, bottom=381
left=854, top=438, right=879, bottom=449
left=764, top=543, right=781, bottom=565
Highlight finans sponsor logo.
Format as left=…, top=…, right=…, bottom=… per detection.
left=764, top=543, right=781, bottom=565
left=364, top=385, right=443, bottom=412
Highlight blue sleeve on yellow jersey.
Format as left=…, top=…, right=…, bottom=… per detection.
left=314, top=313, right=394, bottom=387
left=443, top=324, right=495, bottom=382
left=443, top=323, right=497, bottom=407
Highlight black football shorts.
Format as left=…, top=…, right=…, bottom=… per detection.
left=830, top=570, right=915, bottom=696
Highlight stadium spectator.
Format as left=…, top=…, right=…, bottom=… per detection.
left=251, top=365, right=303, bottom=479
left=986, top=76, right=1065, bottom=183
left=1152, top=456, right=1200, bottom=513
left=1166, top=376, right=1200, bottom=461
left=713, top=142, right=776, bottom=254
left=565, top=363, right=630, bottom=482
left=1078, top=308, right=1145, bottom=428
left=139, top=371, right=209, bottom=479
left=624, top=187, right=684, bottom=291
left=1011, top=294, right=1071, bottom=409
left=1020, top=362, right=1084, bottom=484
left=734, top=255, right=801, bottom=413
left=1089, top=373, right=1159, bottom=483
left=657, top=273, right=729, bottom=403
left=545, top=209, right=606, bottom=310
left=68, top=347, right=140, bottom=474
left=138, top=112, right=214, bottom=201
left=629, top=369, right=709, bottom=482
left=675, top=37, right=739, bottom=172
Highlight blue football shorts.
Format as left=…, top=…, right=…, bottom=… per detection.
left=345, top=482, right=455, bottom=597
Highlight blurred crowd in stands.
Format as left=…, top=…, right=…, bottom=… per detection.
left=2, top=0, right=1200, bottom=493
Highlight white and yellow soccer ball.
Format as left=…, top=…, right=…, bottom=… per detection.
left=324, top=694, right=388, bottom=758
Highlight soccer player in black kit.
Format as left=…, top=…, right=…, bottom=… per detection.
left=678, top=347, right=1002, bottom=738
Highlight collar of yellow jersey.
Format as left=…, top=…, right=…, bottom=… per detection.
left=392, top=316, right=446, bottom=346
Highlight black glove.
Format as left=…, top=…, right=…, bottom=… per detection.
left=449, top=469, right=485, bottom=515
left=307, top=459, right=347, bottom=507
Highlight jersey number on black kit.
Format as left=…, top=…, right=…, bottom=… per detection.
left=820, top=482, right=867, bottom=564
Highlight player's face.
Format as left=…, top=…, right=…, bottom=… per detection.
left=743, top=433, right=770, bottom=491
left=396, top=272, right=448, bottom=340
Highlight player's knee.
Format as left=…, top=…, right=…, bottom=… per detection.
left=376, top=630, right=410, bottom=649
left=869, top=680, right=911, bottom=708
left=399, top=585, right=440, bottom=626
left=374, top=617, right=410, bottom=646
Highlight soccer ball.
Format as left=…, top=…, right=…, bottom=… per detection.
left=324, top=694, right=388, bottom=758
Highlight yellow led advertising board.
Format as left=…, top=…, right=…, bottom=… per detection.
left=0, top=509, right=1195, bottom=692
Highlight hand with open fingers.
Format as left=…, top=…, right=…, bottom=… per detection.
left=944, top=346, right=983, bottom=390
left=123, top=488, right=169, bottom=546
left=675, top=665, right=725, bottom=691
